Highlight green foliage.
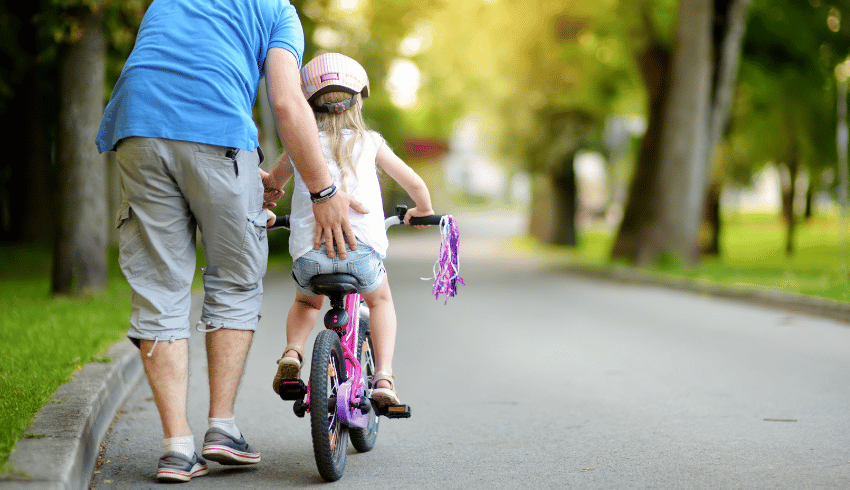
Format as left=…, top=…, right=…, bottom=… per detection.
left=723, top=0, right=850, bottom=188
left=102, top=1, right=150, bottom=87
left=291, top=0, right=443, bottom=150
left=408, top=0, right=679, bottom=176
left=35, top=0, right=147, bottom=46
left=12, top=0, right=149, bottom=104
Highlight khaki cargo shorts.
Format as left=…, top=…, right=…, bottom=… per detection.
left=115, top=137, right=269, bottom=346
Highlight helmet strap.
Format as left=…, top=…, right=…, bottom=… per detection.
left=313, top=95, right=358, bottom=114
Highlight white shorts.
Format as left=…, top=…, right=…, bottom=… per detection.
left=115, top=137, right=269, bottom=346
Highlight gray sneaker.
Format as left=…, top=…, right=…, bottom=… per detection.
left=156, top=452, right=209, bottom=482
left=202, top=427, right=261, bottom=465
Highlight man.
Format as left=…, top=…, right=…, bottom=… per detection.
left=95, top=0, right=364, bottom=482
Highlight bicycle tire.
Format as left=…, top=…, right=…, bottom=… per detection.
left=310, top=330, right=348, bottom=482
left=350, top=312, right=379, bottom=452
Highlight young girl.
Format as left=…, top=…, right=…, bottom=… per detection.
left=265, top=52, right=434, bottom=406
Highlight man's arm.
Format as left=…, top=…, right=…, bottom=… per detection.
left=263, top=47, right=367, bottom=258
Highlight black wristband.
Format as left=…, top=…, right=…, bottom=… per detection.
left=310, top=184, right=337, bottom=204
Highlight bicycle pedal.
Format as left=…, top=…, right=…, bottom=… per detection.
left=278, top=379, right=307, bottom=401
left=293, top=400, right=308, bottom=418
left=376, top=403, right=411, bottom=419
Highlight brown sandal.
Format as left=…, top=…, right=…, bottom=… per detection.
left=272, top=343, right=303, bottom=395
left=370, top=371, right=401, bottom=406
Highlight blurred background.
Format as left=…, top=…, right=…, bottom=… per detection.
left=2, top=0, right=850, bottom=294
left=6, top=0, right=850, bottom=468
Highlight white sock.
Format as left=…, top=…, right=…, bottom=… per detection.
left=163, top=436, right=195, bottom=459
left=209, top=416, right=242, bottom=439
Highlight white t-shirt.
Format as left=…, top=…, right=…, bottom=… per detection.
left=289, top=129, right=388, bottom=260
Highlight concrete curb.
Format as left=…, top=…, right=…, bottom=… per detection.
left=1, top=340, right=143, bottom=490
left=555, top=263, right=850, bottom=325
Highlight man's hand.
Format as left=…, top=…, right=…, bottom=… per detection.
left=313, top=191, right=369, bottom=259
left=260, top=168, right=284, bottom=209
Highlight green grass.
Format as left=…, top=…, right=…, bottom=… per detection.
left=683, top=214, right=850, bottom=302
left=521, top=213, right=850, bottom=304
left=0, top=241, right=293, bottom=469
left=0, top=244, right=132, bottom=468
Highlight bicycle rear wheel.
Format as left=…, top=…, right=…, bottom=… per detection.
left=310, top=330, right=348, bottom=482
left=350, top=312, right=379, bottom=452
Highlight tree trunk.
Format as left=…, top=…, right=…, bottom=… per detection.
left=804, top=182, right=814, bottom=219
left=615, top=0, right=750, bottom=266
left=707, top=0, right=751, bottom=153
left=699, top=0, right=751, bottom=258
left=610, top=41, right=671, bottom=261
left=52, top=8, right=108, bottom=295
left=636, top=0, right=714, bottom=267
left=701, top=182, right=722, bottom=255
left=781, top=160, right=798, bottom=257
left=550, top=153, right=578, bottom=247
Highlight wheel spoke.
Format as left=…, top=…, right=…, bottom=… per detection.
left=310, top=330, right=348, bottom=481
left=350, top=316, right=380, bottom=453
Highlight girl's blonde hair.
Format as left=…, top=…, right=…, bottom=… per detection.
left=314, top=91, right=369, bottom=191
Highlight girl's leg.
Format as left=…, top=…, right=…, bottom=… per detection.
left=273, top=291, right=324, bottom=393
left=283, top=291, right=324, bottom=359
left=361, top=277, right=396, bottom=390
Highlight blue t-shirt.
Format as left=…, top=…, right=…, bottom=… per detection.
left=96, top=0, right=304, bottom=153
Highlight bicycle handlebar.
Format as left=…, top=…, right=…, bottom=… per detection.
left=267, top=214, right=291, bottom=230
left=266, top=205, right=443, bottom=231
left=407, top=215, right=445, bottom=226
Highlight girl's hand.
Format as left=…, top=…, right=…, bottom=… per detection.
left=404, top=206, right=435, bottom=229
left=260, top=168, right=284, bottom=209
left=265, top=209, right=277, bottom=227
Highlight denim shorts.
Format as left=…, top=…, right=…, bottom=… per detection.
left=292, top=240, right=385, bottom=296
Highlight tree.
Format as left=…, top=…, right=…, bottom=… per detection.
left=34, top=0, right=147, bottom=294
left=701, top=0, right=752, bottom=255
left=612, top=0, right=752, bottom=266
left=271, top=0, right=442, bottom=215
left=278, top=0, right=443, bottom=151
left=647, top=0, right=714, bottom=264
left=0, top=2, right=59, bottom=242
left=610, top=5, right=676, bottom=262
left=51, top=4, right=108, bottom=294
left=728, top=0, right=850, bottom=256
left=412, top=0, right=640, bottom=245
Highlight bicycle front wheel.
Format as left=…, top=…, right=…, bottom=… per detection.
left=350, top=311, right=379, bottom=452
left=310, top=330, right=348, bottom=482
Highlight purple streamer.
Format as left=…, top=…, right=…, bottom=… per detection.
left=432, top=215, right=464, bottom=303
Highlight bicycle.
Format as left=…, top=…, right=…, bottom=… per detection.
left=268, top=205, right=448, bottom=482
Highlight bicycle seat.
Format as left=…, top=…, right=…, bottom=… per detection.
left=309, top=273, right=361, bottom=295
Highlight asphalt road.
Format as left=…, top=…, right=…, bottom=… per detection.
left=90, top=209, right=850, bottom=489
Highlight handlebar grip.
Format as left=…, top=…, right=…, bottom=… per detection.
left=407, top=215, right=444, bottom=226
left=266, top=215, right=290, bottom=230
left=394, top=205, right=443, bottom=226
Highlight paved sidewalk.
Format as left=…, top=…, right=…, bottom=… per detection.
left=3, top=208, right=848, bottom=489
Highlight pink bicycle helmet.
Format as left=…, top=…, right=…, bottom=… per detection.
left=301, top=52, right=370, bottom=113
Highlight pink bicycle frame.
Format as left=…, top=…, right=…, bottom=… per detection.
left=303, top=292, right=370, bottom=429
